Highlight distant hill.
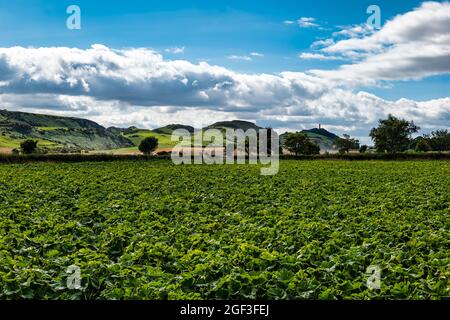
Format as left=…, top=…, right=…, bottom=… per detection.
left=0, top=109, right=103, bottom=130
left=206, top=120, right=262, bottom=131
left=0, top=109, right=343, bottom=154
left=280, top=127, right=340, bottom=152
left=153, top=124, right=195, bottom=135
left=304, top=128, right=340, bottom=141
left=0, top=109, right=133, bottom=151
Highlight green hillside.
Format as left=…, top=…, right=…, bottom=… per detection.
left=0, top=109, right=342, bottom=154
left=280, top=128, right=339, bottom=152
left=118, top=121, right=264, bottom=152
left=305, top=128, right=340, bottom=141
left=0, top=110, right=103, bottom=129
left=153, top=124, right=195, bottom=135
left=206, top=120, right=262, bottom=131
left=122, top=128, right=181, bottom=149
left=0, top=109, right=133, bottom=152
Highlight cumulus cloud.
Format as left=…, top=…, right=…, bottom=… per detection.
left=310, top=1, right=450, bottom=84
left=0, top=44, right=334, bottom=111
left=331, top=24, right=375, bottom=40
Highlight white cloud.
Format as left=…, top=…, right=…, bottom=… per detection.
left=299, top=53, right=343, bottom=61
left=227, top=55, right=252, bottom=61
left=332, top=24, right=375, bottom=39
left=165, top=46, right=185, bottom=54
left=297, top=17, right=320, bottom=28
left=285, top=17, right=321, bottom=28
left=250, top=52, right=264, bottom=57
left=311, top=1, right=450, bottom=84
left=311, top=38, right=335, bottom=49
left=0, top=45, right=335, bottom=111
left=228, top=52, right=264, bottom=61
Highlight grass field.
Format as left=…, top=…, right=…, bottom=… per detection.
left=123, top=130, right=176, bottom=148
left=0, top=160, right=448, bottom=299
left=0, top=135, right=62, bottom=150
left=121, top=129, right=221, bottom=152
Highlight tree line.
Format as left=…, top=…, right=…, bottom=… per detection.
left=283, top=114, right=450, bottom=155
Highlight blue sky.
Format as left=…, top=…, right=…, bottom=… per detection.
left=0, top=0, right=448, bottom=100
left=0, top=0, right=448, bottom=139
left=0, top=1, right=424, bottom=58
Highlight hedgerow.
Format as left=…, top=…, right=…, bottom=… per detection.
left=0, top=151, right=449, bottom=164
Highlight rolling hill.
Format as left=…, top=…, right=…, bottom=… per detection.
left=280, top=128, right=339, bottom=152
left=119, top=127, right=182, bottom=151
left=112, top=120, right=265, bottom=153
left=0, top=109, right=341, bottom=154
left=205, top=120, right=262, bottom=131
left=0, top=109, right=133, bottom=152
left=153, top=124, right=195, bottom=135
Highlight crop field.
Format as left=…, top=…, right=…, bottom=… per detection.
left=0, top=160, right=448, bottom=299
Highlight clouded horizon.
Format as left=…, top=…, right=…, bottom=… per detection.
left=0, top=0, right=449, bottom=143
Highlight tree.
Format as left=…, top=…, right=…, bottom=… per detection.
left=336, top=134, right=360, bottom=153
left=243, top=134, right=257, bottom=156
left=369, top=115, right=419, bottom=153
left=20, top=140, right=38, bottom=154
left=359, top=145, right=368, bottom=153
left=139, top=137, right=158, bottom=155
left=428, top=130, right=450, bottom=151
left=284, top=132, right=320, bottom=155
left=415, top=138, right=432, bottom=152
left=265, top=127, right=273, bottom=155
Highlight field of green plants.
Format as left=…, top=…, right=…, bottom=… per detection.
left=0, top=160, right=448, bottom=299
